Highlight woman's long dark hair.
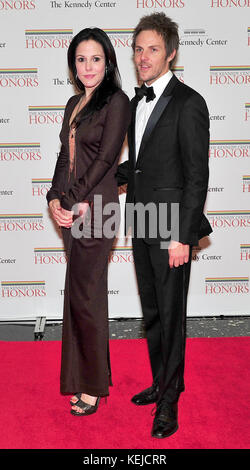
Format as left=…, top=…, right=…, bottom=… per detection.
left=67, top=28, right=121, bottom=126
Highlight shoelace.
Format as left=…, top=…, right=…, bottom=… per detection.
left=151, top=401, right=175, bottom=419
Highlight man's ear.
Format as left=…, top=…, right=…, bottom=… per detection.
left=167, top=49, right=176, bottom=65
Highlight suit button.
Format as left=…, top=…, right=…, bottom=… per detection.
left=135, top=169, right=142, bottom=174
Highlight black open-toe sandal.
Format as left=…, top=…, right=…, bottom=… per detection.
left=71, top=396, right=100, bottom=416
left=70, top=393, right=82, bottom=406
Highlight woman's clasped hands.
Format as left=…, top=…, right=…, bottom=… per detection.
left=49, top=199, right=90, bottom=228
left=49, top=199, right=73, bottom=228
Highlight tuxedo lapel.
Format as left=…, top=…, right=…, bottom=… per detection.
left=128, top=96, right=139, bottom=167
left=135, top=75, right=178, bottom=168
left=136, top=94, right=172, bottom=167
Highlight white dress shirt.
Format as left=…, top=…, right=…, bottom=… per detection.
left=135, top=70, right=173, bottom=160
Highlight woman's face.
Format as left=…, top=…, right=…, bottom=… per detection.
left=75, top=39, right=106, bottom=94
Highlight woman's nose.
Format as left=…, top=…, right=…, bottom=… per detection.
left=85, top=60, right=93, bottom=71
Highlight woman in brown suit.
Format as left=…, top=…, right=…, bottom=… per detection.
left=46, top=28, right=131, bottom=416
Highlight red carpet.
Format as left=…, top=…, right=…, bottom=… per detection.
left=0, top=337, right=249, bottom=449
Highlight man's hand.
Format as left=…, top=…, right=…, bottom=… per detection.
left=118, top=184, right=127, bottom=195
left=168, top=240, right=190, bottom=268
left=78, top=201, right=90, bottom=218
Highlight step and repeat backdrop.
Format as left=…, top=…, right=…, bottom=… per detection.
left=0, top=0, right=249, bottom=320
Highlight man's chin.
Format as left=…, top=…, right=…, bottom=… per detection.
left=138, top=73, right=154, bottom=84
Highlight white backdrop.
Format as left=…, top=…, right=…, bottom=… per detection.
left=0, top=0, right=249, bottom=320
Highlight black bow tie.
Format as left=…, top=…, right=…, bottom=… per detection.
left=135, top=84, right=156, bottom=103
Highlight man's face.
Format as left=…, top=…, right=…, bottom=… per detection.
left=134, top=29, right=175, bottom=85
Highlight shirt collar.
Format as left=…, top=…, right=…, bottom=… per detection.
left=145, top=70, right=173, bottom=99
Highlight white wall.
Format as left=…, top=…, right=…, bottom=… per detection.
left=0, top=0, right=249, bottom=320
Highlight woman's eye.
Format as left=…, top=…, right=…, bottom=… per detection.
left=77, top=57, right=84, bottom=62
left=93, top=57, right=100, bottom=62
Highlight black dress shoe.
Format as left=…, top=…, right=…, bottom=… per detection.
left=151, top=401, right=178, bottom=438
left=131, top=383, right=159, bottom=405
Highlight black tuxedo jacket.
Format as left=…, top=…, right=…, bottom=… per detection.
left=116, top=74, right=212, bottom=246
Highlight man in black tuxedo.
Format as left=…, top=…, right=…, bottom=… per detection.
left=116, top=13, right=212, bottom=438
